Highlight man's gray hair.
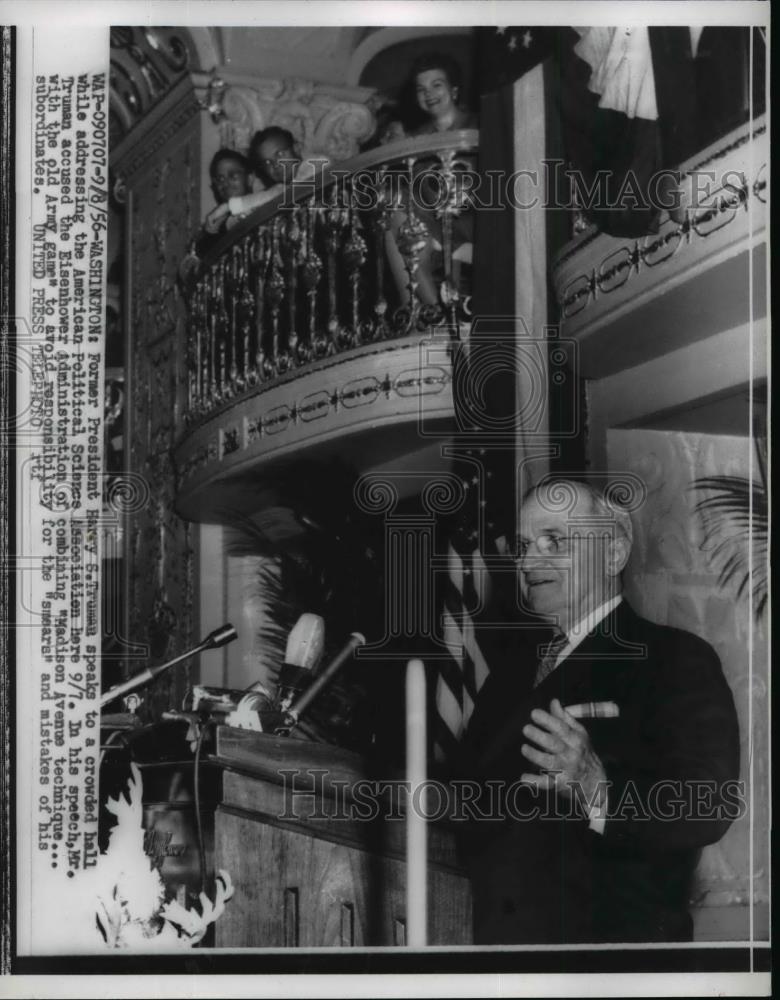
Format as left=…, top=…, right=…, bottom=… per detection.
left=523, top=477, right=634, bottom=548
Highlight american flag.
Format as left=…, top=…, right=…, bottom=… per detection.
left=476, top=25, right=563, bottom=96
left=431, top=28, right=562, bottom=766
left=433, top=330, right=514, bottom=765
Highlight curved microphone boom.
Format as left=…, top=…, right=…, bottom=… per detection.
left=100, top=623, right=238, bottom=708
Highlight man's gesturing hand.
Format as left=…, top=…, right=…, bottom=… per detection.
left=520, top=698, right=607, bottom=808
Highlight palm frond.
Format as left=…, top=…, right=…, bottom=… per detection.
left=215, top=466, right=387, bottom=749
left=690, top=475, right=768, bottom=620
left=244, top=557, right=294, bottom=682
left=219, top=507, right=296, bottom=559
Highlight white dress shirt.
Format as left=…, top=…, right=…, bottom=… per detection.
left=553, top=593, right=623, bottom=834
left=552, top=593, right=623, bottom=670
left=227, top=157, right=329, bottom=217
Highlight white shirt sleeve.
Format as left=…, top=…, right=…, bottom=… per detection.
left=588, top=790, right=608, bottom=834
left=227, top=187, right=282, bottom=217
left=225, top=155, right=330, bottom=218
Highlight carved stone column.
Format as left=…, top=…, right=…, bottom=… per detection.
left=112, top=75, right=202, bottom=718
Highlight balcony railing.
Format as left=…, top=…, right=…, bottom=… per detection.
left=551, top=115, right=767, bottom=377
left=180, top=130, right=479, bottom=428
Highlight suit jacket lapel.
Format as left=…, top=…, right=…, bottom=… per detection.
left=473, top=601, right=645, bottom=772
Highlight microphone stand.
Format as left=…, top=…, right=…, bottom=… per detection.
left=100, top=624, right=238, bottom=709
left=278, top=632, right=366, bottom=734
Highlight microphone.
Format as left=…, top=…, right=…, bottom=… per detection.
left=281, top=631, right=366, bottom=731
left=274, top=613, right=326, bottom=712
left=203, top=623, right=239, bottom=649
left=100, top=623, right=238, bottom=708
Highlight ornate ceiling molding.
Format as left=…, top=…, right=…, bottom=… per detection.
left=215, top=76, right=376, bottom=162
left=109, top=26, right=197, bottom=146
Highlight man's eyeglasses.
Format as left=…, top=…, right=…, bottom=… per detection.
left=515, top=532, right=570, bottom=559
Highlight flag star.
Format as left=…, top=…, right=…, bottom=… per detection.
left=507, top=34, right=518, bottom=52
left=496, top=26, right=507, bottom=35
left=522, top=30, right=533, bottom=49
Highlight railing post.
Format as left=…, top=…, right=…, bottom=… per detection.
left=179, top=131, right=479, bottom=423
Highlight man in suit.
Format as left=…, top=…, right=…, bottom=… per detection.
left=459, top=477, right=741, bottom=944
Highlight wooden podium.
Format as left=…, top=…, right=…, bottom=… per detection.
left=212, top=727, right=473, bottom=947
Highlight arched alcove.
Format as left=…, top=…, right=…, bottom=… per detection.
left=353, top=28, right=475, bottom=106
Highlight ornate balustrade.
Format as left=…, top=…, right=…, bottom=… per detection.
left=181, top=130, right=478, bottom=427
left=552, top=115, right=767, bottom=378
left=174, top=131, right=478, bottom=521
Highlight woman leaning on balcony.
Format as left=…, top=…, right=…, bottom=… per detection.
left=382, top=51, right=479, bottom=309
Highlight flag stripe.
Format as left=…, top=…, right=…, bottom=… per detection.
left=433, top=59, right=526, bottom=762
left=435, top=533, right=492, bottom=758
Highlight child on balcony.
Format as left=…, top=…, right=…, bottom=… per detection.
left=201, top=148, right=253, bottom=239
left=204, top=127, right=331, bottom=231
left=182, top=148, right=252, bottom=274
left=180, top=142, right=281, bottom=286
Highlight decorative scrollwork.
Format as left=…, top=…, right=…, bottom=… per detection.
left=535, top=479, right=581, bottom=514
left=421, top=474, right=467, bottom=517
left=353, top=474, right=401, bottom=517
left=216, top=79, right=375, bottom=162
left=105, top=472, right=153, bottom=515
left=109, top=27, right=193, bottom=139
left=602, top=474, right=648, bottom=514
left=557, top=119, right=767, bottom=320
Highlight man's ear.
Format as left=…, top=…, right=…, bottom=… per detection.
left=606, top=534, right=631, bottom=577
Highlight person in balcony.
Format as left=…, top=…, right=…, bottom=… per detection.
left=181, top=148, right=252, bottom=280
left=205, top=126, right=330, bottom=231
left=383, top=52, right=478, bottom=309
left=406, top=51, right=479, bottom=136
left=201, top=148, right=253, bottom=238
left=360, top=101, right=406, bottom=152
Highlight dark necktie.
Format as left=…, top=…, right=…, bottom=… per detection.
left=533, top=631, right=568, bottom=687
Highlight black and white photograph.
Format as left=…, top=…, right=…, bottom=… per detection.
left=0, top=2, right=770, bottom=997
